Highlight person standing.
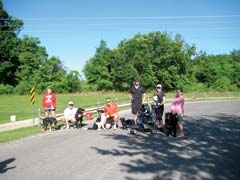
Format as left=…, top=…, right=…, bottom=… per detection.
left=171, top=88, right=185, bottom=138
left=153, top=84, right=166, bottom=132
left=42, top=86, right=56, bottom=118
left=129, top=78, right=146, bottom=124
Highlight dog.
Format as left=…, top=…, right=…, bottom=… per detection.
left=165, top=112, right=178, bottom=137
left=42, top=117, right=57, bottom=131
left=75, top=107, right=85, bottom=128
left=96, top=110, right=107, bottom=130
left=92, top=109, right=106, bottom=130
left=120, top=118, right=134, bottom=130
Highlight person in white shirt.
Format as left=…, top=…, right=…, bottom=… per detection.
left=61, top=101, right=78, bottom=129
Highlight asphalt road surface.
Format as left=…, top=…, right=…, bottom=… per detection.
left=0, top=100, right=240, bottom=180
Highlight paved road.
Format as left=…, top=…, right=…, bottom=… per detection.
left=0, top=100, right=240, bottom=180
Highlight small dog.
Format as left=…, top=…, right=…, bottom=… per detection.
left=120, top=118, right=134, bottom=130
left=42, top=117, right=57, bottom=131
left=75, top=107, right=85, bottom=128
left=96, top=112, right=106, bottom=130
left=165, top=112, right=178, bottom=137
left=92, top=109, right=106, bottom=130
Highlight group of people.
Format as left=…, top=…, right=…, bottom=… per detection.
left=41, top=86, right=119, bottom=130
left=128, top=78, right=185, bottom=138
left=41, top=78, right=185, bottom=137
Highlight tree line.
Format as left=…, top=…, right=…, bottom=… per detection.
left=84, top=36, right=240, bottom=92
left=0, top=1, right=239, bottom=94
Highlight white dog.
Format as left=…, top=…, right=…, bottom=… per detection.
left=96, top=112, right=106, bottom=130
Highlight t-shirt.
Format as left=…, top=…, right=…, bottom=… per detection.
left=63, top=107, right=78, bottom=120
left=42, top=92, right=56, bottom=109
left=129, top=85, right=145, bottom=104
left=171, top=95, right=184, bottom=114
left=153, top=91, right=165, bottom=104
left=104, top=103, right=118, bottom=116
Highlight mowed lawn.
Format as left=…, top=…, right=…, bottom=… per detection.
left=0, top=92, right=129, bottom=124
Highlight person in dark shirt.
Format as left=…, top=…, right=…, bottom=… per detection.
left=129, top=78, right=146, bottom=124
left=153, top=84, right=166, bottom=131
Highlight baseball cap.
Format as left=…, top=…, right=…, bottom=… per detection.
left=68, top=101, right=74, bottom=105
left=135, top=77, right=140, bottom=82
left=156, top=84, right=162, bottom=88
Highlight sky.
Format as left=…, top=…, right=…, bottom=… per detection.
left=2, top=0, right=240, bottom=75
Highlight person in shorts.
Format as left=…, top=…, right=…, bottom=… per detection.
left=103, top=98, right=119, bottom=130
left=153, top=84, right=166, bottom=132
left=171, top=88, right=185, bottom=138
left=61, top=101, right=78, bottom=129
left=129, top=77, right=146, bottom=124
left=42, top=86, right=56, bottom=118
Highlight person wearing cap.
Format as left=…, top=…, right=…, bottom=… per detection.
left=129, top=77, right=146, bottom=124
left=42, top=86, right=57, bottom=118
left=61, top=101, right=78, bottom=129
left=103, top=97, right=119, bottom=130
left=153, top=84, right=166, bottom=132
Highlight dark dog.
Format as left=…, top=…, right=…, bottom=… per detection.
left=120, top=118, right=134, bottom=130
left=42, top=117, right=57, bottom=131
left=75, top=107, right=85, bottom=128
left=165, top=112, right=178, bottom=137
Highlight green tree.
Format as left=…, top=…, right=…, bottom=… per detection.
left=15, top=36, right=48, bottom=83
left=83, top=40, right=113, bottom=90
left=193, top=52, right=238, bottom=91
left=230, top=49, right=240, bottom=89
left=83, top=32, right=196, bottom=92
left=0, top=0, right=23, bottom=85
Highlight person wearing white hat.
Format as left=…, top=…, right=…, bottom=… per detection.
left=153, top=84, right=166, bottom=132
left=61, top=101, right=78, bottom=129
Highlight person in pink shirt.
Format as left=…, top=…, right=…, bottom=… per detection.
left=171, top=88, right=185, bottom=138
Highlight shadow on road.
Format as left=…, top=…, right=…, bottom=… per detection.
left=0, top=158, right=16, bottom=174
left=91, top=113, right=240, bottom=180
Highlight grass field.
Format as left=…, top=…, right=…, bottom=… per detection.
left=0, top=92, right=130, bottom=124
left=0, top=126, right=42, bottom=143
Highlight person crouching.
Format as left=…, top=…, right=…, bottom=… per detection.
left=103, top=98, right=119, bottom=130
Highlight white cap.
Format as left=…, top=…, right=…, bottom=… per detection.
left=156, top=84, right=162, bottom=88
left=68, top=101, right=74, bottom=105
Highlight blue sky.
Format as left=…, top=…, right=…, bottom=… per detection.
left=2, top=0, right=240, bottom=75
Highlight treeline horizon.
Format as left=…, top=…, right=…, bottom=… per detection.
left=0, top=0, right=239, bottom=95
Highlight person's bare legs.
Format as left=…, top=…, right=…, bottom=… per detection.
left=61, top=117, right=70, bottom=129
left=51, top=110, right=56, bottom=118
left=133, top=114, right=138, bottom=125
left=44, top=111, right=49, bottom=118
left=113, top=114, right=119, bottom=129
left=177, top=118, right=184, bottom=137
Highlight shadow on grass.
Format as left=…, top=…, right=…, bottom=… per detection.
left=91, top=114, right=240, bottom=180
left=0, top=158, right=16, bottom=174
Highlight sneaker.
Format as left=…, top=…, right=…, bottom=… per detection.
left=113, top=124, right=117, bottom=130
left=177, top=133, right=184, bottom=138
left=66, top=125, right=70, bottom=129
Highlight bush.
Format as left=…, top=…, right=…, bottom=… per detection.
left=14, top=82, right=32, bottom=95
left=0, top=84, right=14, bottom=94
